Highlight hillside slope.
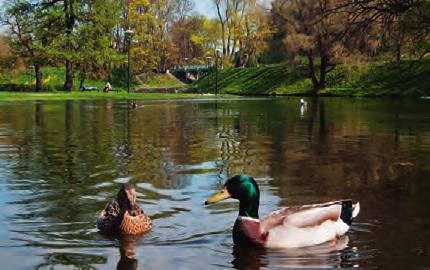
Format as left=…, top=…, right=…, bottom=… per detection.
left=194, top=61, right=430, bottom=97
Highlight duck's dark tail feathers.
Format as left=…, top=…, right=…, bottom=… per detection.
left=340, top=200, right=360, bottom=226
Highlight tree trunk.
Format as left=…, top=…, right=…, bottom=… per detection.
left=63, top=0, right=75, bottom=91
left=396, top=42, right=401, bottom=61
left=306, top=50, right=320, bottom=94
left=227, top=31, right=231, bottom=58
left=215, top=2, right=226, bottom=57
left=221, top=23, right=226, bottom=56
left=319, top=55, right=328, bottom=91
left=79, top=77, right=85, bottom=90
left=64, top=60, right=73, bottom=91
left=34, top=64, right=43, bottom=92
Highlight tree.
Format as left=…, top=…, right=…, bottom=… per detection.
left=3, top=0, right=49, bottom=91
left=0, top=35, right=14, bottom=75
left=128, top=0, right=160, bottom=73
left=129, top=0, right=195, bottom=73
left=333, top=0, right=429, bottom=60
left=150, top=0, right=177, bottom=72
left=175, top=0, right=194, bottom=21
left=400, top=2, right=430, bottom=60
left=338, top=0, right=421, bottom=16
left=212, top=0, right=272, bottom=66
left=213, top=0, right=248, bottom=62
left=171, top=16, right=220, bottom=64
left=274, top=0, right=352, bottom=93
left=36, top=0, right=120, bottom=91
left=264, top=4, right=289, bottom=63
left=236, top=1, right=272, bottom=66
left=74, top=0, right=122, bottom=88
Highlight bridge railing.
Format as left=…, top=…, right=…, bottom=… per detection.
left=173, top=64, right=213, bottom=73
left=173, top=64, right=214, bottom=82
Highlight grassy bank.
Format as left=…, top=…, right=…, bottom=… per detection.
left=0, top=66, right=187, bottom=93
left=0, top=67, right=132, bottom=92
left=137, top=72, right=185, bottom=88
left=3, top=61, right=429, bottom=98
left=0, top=66, right=187, bottom=92
left=194, top=60, right=430, bottom=97
left=0, top=92, right=220, bottom=102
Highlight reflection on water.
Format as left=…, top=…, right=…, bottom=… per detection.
left=0, top=98, right=430, bottom=269
left=116, top=234, right=140, bottom=270
left=232, top=236, right=355, bottom=269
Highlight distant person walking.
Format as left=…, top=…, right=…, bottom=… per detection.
left=103, top=82, right=112, bottom=92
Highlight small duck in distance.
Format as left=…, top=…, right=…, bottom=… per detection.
left=97, top=183, right=152, bottom=235
left=205, top=175, right=360, bottom=248
left=130, top=100, right=138, bottom=109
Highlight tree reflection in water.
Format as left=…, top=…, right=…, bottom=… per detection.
left=1, top=98, right=429, bottom=269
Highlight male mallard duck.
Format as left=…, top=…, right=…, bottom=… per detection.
left=97, top=183, right=152, bottom=235
left=205, top=175, right=360, bottom=248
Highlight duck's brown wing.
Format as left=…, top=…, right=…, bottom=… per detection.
left=97, top=199, right=121, bottom=232
left=261, top=200, right=357, bottom=231
left=119, top=210, right=152, bottom=235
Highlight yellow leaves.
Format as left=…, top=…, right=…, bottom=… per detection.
left=190, top=34, right=204, bottom=46
left=129, top=0, right=156, bottom=27
left=129, top=0, right=167, bottom=72
left=131, top=46, right=159, bottom=72
left=43, top=75, right=53, bottom=84
left=129, top=0, right=150, bottom=13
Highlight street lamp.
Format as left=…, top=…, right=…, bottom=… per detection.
left=215, top=49, right=221, bottom=95
left=205, top=57, right=213, bottom=92
left=125, top=29, right=134, bottom=93
left=183, top=58, right=190, bottom=81
left=205, top=56, right=212, bottom=69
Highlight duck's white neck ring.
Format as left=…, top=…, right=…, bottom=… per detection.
left=237, top=216, right=260, bottom=222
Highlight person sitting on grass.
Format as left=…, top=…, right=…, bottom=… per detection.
left=80, top=86, right=98, bottom=91
left=103, top=82, right=112, bottom=92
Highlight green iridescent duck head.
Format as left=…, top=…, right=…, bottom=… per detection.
left=205, top=175, right=260, bottom=219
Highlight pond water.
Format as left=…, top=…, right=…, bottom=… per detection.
left=0, top=97, right=429, bottom=269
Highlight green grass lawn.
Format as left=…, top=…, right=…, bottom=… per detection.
left=0, top=67, right=124, bottom=92
left=138, top=72, right=185, bottom=88
left=0, top=66, right=231, bottom=101
left=194, top=65, right=310, bottom=95
left=0, top=91, right=228, bottom=102
left=194, top=60, right=430, bottom=97
left=0, top=66, right=187, bottom=93
left=2, top=60, right=429, bottom=98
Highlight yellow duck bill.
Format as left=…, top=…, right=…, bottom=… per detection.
left=205, top=187, right=231, bottom=205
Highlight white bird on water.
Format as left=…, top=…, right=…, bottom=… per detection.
left=300, top=98, right=307, bottom=107
left=300, top=98, right=308, bottom=117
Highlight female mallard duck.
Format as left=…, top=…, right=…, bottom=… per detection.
left=205, top=175, right=360, bottom=248
left=97, top=183, right=152, bottom=235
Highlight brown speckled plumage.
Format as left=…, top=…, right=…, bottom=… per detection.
left=97, top=184, right=152, bottom=235
left=119, top=209, right=152, bottom=235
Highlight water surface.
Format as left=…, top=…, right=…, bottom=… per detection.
left=0, top=97, right=429, bottom=269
